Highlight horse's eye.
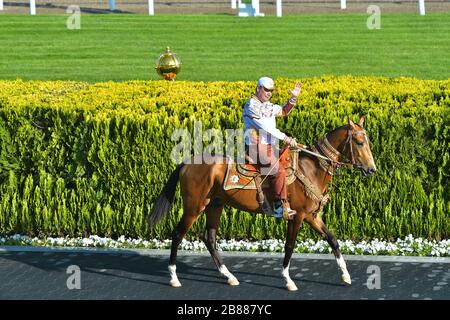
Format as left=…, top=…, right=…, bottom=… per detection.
left=356, top=140, right=364, bottom=146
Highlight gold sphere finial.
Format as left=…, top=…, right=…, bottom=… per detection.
left=155, top=47, right=182, bottom=81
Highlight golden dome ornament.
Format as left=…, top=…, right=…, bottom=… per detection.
left=155, top=47, right=182, bottom=81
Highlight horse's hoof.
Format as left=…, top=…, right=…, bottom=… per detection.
left=170, top=279, right=182, bottom=287
left=228, top=277, right=240, bottom=286
left=286, top=282, right=298, bottom=291
left=341, top=274, right=352, bottom=285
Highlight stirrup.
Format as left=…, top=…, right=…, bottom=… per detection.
left=282, top=207, right=296, bottom=220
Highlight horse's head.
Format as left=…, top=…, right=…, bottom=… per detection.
left=321, top=116, right=377, bottom=177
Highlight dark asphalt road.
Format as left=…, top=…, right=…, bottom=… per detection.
left=1, top=246, right=449, bottom=301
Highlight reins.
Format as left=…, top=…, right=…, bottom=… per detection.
left=252, top=125, right=366, bottom=190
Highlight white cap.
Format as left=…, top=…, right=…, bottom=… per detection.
left=257, top=77, right=275, bottom=90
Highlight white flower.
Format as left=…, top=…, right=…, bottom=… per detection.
left=0, top=234, right=449, bottom=257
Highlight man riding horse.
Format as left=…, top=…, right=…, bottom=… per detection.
left=148, top=75, right=377, bottom=290
left=243, top=77, right=302, bottom=220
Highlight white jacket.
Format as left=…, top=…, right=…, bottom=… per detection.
left=243, top=96, right=287, bottom=145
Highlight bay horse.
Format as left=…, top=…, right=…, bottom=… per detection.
left=148, top=116, right=376, bottom=291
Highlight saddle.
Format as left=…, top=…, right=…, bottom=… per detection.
left=223, top=147, right=298, bottom=191
left=223, top=147, right=298, bottom=215
left=223, top=146, right=330, bottom=217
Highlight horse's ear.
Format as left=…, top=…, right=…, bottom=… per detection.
left=348, top=118, right=355, bottom=127
left=358, top=115, right=365, bottom=127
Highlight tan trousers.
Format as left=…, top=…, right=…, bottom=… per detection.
left=247, top=143, right=287, bottom=201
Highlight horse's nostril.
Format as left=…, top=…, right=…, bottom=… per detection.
left=363, top=167, right=376, bottom=176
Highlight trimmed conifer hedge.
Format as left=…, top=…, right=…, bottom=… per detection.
left=0, top=76, right=449, bottom=241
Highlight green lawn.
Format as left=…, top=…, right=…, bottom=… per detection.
left=0, top=13, right=449, bottom=81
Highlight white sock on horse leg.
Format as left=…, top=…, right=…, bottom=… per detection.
left=282, top=262, right=298, bottom=291
left=336, top=254, right=351, bottom=284
left=168, top=264, right=182, bottom=287
left=219, top=265, right=239, bottom=285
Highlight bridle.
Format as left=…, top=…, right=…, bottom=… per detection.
left=311, top=125, right=368, bottom=175
left=340, top=125, right=369, bottom=170
left=291, top=124, right=373, bottom=213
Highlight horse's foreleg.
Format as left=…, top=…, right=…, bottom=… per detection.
left=305, top=215, right=351, bottom=285
left=323, top=226, right=351, bottom=284
left=283, top=218, right=303, bottom=291
left=202, top=202, right=239, bottom=286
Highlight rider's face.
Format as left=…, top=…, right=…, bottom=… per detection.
left=256, top=86, right=273, bottom=102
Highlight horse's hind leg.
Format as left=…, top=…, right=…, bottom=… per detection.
left=168, top=198, right=205, bottom=287
left=304, top=215, right=351, bottom=285
left=202, top=201, right=239, bottom=286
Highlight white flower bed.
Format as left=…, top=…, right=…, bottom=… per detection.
left=0, top=234, right=449, bottom=257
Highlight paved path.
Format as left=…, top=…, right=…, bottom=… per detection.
left=1, top=246, right=449, bottom=301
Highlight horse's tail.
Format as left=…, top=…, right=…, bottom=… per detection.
left=148, top=164, right=184, bottom=229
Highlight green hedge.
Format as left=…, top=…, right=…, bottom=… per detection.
left=0, top=76, right=449, bottom=241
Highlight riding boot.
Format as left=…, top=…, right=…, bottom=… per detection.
left=272, top=199, right=284, bottom=218
left=272, top=199, right=296, bottom=220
